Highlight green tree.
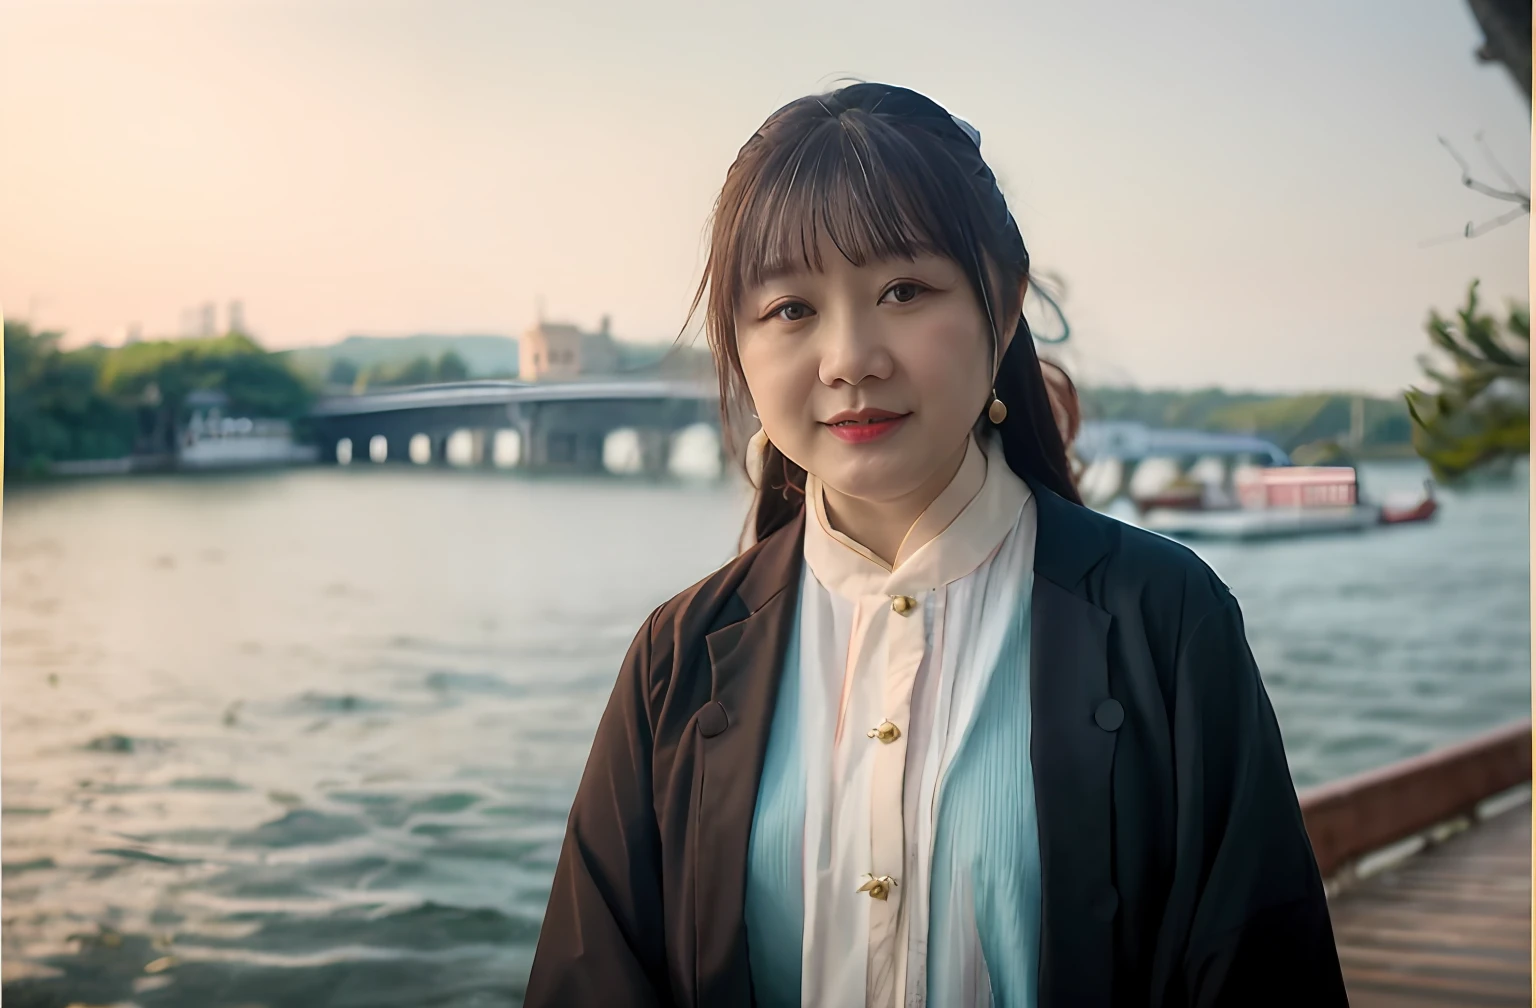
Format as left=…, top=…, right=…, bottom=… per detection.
left=97, top=332, right=314, bottom=453
left=1405, top=281, right=1530, bottom=482
left=360, top=355, right=436, bottom=388
left=1079, top=385, right=1416, bottom=456
left=1404, top=4, right=1530, bottom=480
left=393, top=355, right=434, bottom=385
left=435, top=350, right=469, bottom=382
left=327, top=357, right=360, bottom=387
left=4, top=323, right=316, bottom=473
left=4, top=320, right=135, bottom=474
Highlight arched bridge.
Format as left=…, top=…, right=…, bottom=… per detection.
left=306, top=378, right=720, bottom=474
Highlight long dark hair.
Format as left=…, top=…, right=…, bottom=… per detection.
left=688, top=82, right=1082, bottom=544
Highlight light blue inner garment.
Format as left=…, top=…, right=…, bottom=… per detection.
left=744, top=587, right=1040, bottom=1007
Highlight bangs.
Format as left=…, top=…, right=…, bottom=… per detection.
left=723, top=110, right=978, bottom=300
left=694, top=83, right=1082, bottom=533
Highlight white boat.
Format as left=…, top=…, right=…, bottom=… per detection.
left=179, top=410, right=318, bottom=470
left=1135, top=466, right=1427, bottom=542
left=1073, top=423, right=1435, bottom=543
left=1138, top=502, right=1382, bottom=541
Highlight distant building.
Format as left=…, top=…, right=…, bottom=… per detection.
left=228, top=300, right=246, bottom=335
left=519, top=315, right=620, bottom=381
left=200, top=303, right=216, bottom=337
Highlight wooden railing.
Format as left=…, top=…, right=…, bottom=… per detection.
left=1298, top=719, right=1532, bottom=879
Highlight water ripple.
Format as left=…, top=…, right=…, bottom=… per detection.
left=1, top=463, right=1526, bottom=1004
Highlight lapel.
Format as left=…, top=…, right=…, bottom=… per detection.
left=693, top=508, right=806, bottom=1007
left=1028, top=482, right=1119, bottom=1004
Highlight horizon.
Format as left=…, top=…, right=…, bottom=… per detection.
left=2, top=0, right=1529, bottom=398
left=17, top=321, right=1426, bottom=401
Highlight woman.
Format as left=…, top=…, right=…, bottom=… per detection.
left=526, top=83, right=1345, bottom=1008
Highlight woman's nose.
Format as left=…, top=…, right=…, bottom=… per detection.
left=817, top=309, right=893, bottom=388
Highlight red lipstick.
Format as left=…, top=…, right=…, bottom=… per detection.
left=822, top=408, right=909, bottom=444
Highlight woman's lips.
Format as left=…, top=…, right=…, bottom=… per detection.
left=823, top=412, right=909, bottom=444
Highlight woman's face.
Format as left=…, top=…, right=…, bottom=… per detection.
left=735, top=238, right=1006, bottom=506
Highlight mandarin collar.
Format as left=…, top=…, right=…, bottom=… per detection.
left=803, top=433, right=1030, bottom=598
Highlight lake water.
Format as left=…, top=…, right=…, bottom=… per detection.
left=2, top=460, right=1529, bottom=1007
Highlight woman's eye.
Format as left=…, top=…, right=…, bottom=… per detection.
left=882, top=282, right=924, bottom=304
left=770, top=302, right=813, bottom=323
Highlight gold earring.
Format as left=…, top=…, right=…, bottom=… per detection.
left=987, top=390, right=1008, bottom=425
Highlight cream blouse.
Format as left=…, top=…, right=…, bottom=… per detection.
left=791, top=432, right=1036, bottom=1006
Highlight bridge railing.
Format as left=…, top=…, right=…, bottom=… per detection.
left=1298, top=718, right=1532, bottom=880
left=309, top=377, right=717, bottom=418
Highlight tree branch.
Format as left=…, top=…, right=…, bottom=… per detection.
left=1432, top=135, right=1531, bottom=242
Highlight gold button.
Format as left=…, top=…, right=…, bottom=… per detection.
left=866, top=720, right=901, bottom=744
left=857, top=874, right=898, bottom=901
left=890, top=595, right=916, bottom=615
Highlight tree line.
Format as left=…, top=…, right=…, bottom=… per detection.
left=322, top=352, right=473, bottom=392
left=3, top=323, right=536, bottom=475
left=4, top=321, right=312, bottom=476
left=1081, top=387, right=1416, bottom=460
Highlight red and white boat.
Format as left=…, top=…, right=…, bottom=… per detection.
left=1378, top=479, right=1440, bottom=525
left=1074, top=422, right=1439, bottom=542
left=1137, top=466, right=1437, bottom=542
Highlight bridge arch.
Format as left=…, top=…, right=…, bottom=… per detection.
left=307, top=379, right=720, bottom=476
left=492, top=429, right=521, bottom=467
left=669, top=423, right=724, bottom=480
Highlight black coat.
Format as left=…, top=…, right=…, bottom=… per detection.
left=526, top=482, right=1349, bottom=1007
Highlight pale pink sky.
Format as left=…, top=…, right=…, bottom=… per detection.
left=2, top=0, right=1528, bottom=394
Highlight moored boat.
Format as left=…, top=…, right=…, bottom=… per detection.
left=1073, top=422, right=1438, bottom=543
left=1139, top=466, right=1385, bottom=541
left=1378, top=479, right=1439, bottom=525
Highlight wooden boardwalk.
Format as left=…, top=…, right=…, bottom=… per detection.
left=1331, top=801, right=1531, bottom=1007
